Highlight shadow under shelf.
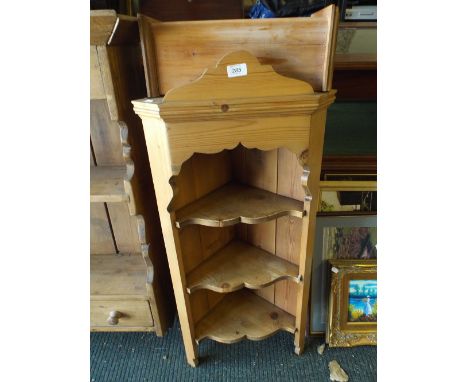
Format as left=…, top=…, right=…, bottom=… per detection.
left=175, top=182, right=304, bottom=228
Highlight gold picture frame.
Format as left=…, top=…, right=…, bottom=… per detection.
left=326, top=259, right=377, bottom=347
left=318, top=180, right=377, bottom=214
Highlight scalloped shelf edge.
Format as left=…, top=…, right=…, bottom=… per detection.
left=196, top=326, right=296, bottom=345
left=176, top=210, right=305, bottom=228
left=186, top=240, right=301, bottom=294
left=188, top=274, right=301, bottom=294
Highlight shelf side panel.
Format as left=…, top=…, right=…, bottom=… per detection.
left=275, top=148, right=305, bottom=315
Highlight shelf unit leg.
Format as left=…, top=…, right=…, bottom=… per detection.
left=294, top=109, right=327, bottom=356
left=140, top=118, right=199, bottom=366
left=189, top=358, right=199, bottom=368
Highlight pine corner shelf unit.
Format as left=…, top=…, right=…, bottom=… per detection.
left=133, top=5, right=338, bottom=366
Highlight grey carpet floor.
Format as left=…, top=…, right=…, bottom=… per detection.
left=91, top=318, right=376, bottom=382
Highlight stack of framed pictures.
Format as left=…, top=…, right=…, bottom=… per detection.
left=310, top=171, right=377, bottom=344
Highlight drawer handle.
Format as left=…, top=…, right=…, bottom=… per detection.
left=107, top=311, right=122, bottom=325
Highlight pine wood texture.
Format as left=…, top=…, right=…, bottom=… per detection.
left=175, top=183, right=304, bottom=228
left=232, top=147, right=278, bottom=304
left=133, top=51, right=335, bottom=172
left=138, top=5, right=337, bottom=96
left=163, top=50, right=314, bottom=102
left=90, top=165, right=132, bottom=203
left=90, top=10, right=117, bottom=46
left=195, top=290, right=295, bottom=344
left=90, top=11, right=174, bottom=336
left=91, top=300, right=153, bottom=328
left=186, top=240, right=300, bottom=294
left=90, top=203, right=116, bottom=255
left=133, top=46, right=337, bottom=365
left=274, top=148, right=306, bottom=316
left=91, top=47, right=106, bottom=99
left=91, top=253, right=148, bottom=297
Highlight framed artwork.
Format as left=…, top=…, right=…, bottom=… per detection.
left=310, top=215, right=377, bottom=333
left=326, top=259, right=377, bottom=347
left=318, top=180, right=377, bottom=214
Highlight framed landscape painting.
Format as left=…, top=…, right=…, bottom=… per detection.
left=310, top=215, right=377, bottom=333
left=348, top=279, right=377, bottom=322
left=326, top=259, right=377, bottom=347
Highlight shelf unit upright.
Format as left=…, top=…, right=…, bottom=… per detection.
left=90, top=10, right=174, bottom=335
left=133, top=5, right=338, bottom=366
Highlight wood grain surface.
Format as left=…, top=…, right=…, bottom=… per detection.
left=91, top=10, right=175, bottom=336
left=91, top=253, right=147, bottom=297
left=90, top=165, right=130, bottom=203
left=139, top=5, right=337, bottom=95
left=195, top=290, right=295, bottom=344
left=133, top=50, right=336, bottom=365
left=186, top=240, right=300, bottom=294
left=91, top=300, right=153, bottom=327
left=175, top=183, right=304, bottom=228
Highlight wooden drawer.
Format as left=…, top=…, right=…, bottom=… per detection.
left=91, top=300, right=153, bottom=328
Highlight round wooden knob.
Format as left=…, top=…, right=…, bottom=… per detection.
left=107, top=311, right=122, bottom=325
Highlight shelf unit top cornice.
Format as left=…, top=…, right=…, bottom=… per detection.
left=133, top=91, right=336, bottom=122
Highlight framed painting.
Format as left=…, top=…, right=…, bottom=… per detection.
left=318, top=180, right=377, bottom=214
left=310, top=215, right=377, bottom=334
left=326, top=259, right=377, bottom=347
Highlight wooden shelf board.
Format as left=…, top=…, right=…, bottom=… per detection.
left=195, top=290, right=296, bottom=344
left=91, top=253, right=148, bottom=297
left=90, top=165, right=128, bottom=203
left=186, top=240, right=300, bottom=294
left=175, top=183, right=304, bottom=228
